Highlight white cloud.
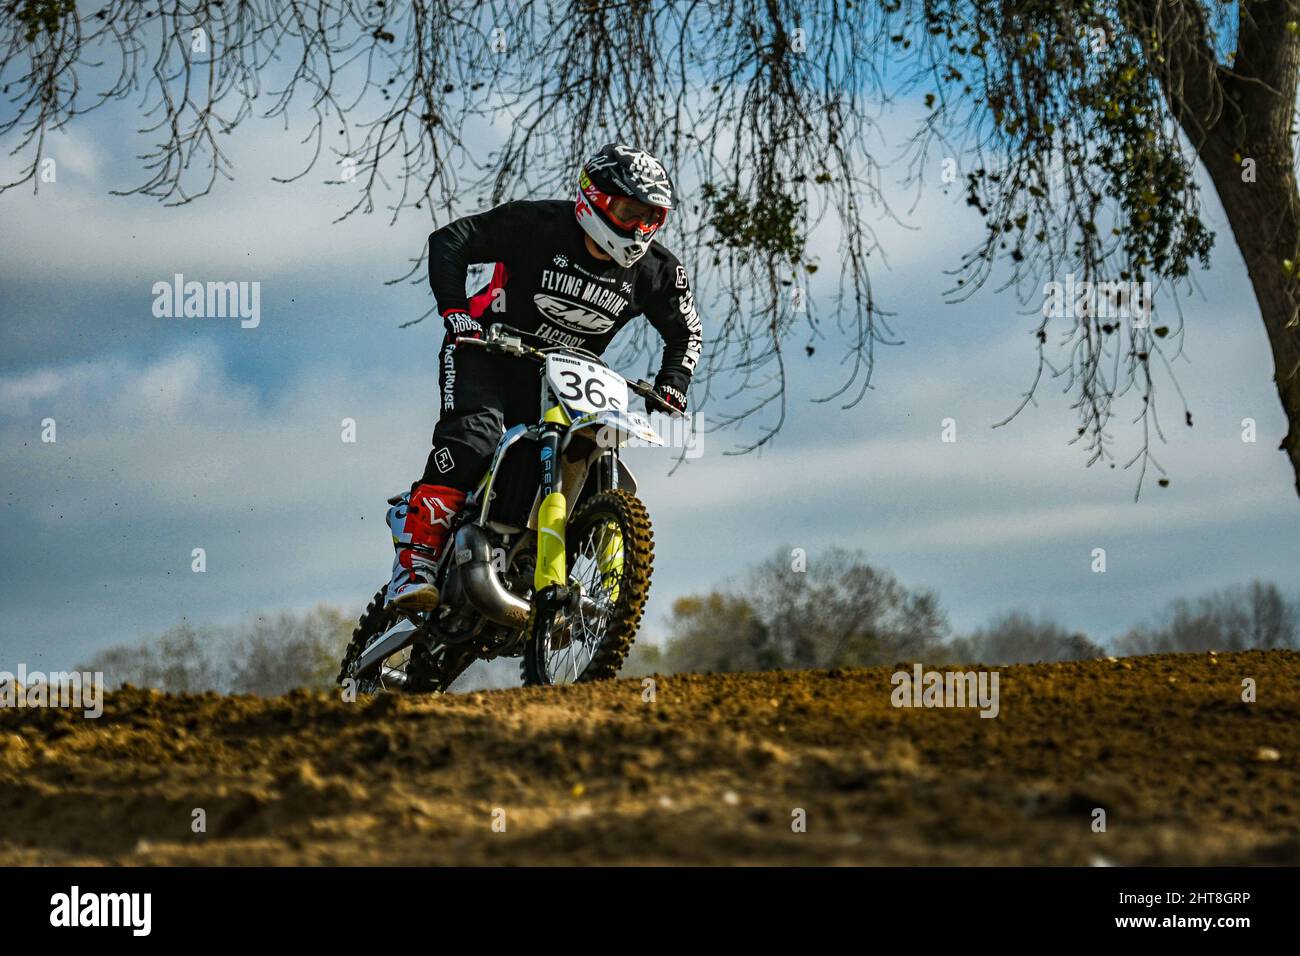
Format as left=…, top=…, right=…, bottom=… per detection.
left=0, top=112, right=441, bottom=284
left=2, top=345, right=415, bottom=520
left=48, top=125, right=104, bottom=180
left=0, top=368, right=63, bottom=416
left=0, top=344, right=436, bottom=663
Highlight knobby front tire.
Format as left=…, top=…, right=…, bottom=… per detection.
left=521, top=489, right=654, bottom=686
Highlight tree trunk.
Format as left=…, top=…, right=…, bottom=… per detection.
left=1199, top=132, right=1300, bottom=497
left=1146, top=0, right=1300, bottom=498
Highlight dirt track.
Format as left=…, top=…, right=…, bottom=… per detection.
left=2, top=651, right=1299, bottom=865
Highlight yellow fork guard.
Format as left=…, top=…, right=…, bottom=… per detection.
left=534, top=404, right=571, bottom=592
left=597, top=520, right=623, bottom=603
left=534, top=491, right=568, bottom=591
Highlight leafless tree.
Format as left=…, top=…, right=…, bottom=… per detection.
left=662, top=592, right=777, bottom=672
left=1114, top=579, right=1299, bottom=653
left=80, top=620, right=223, bottom=692
left=660, top=548, right=949, bottom=672
left=80, top=605, right=353, bottom=693
left=946, top=610, right=1103, bottom=663
left=4, top=1, right=1299, bottom=492
left=225, top=605, right=351, bottom=695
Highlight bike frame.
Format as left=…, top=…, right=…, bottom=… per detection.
left=453, top=327, right=672, bottom=613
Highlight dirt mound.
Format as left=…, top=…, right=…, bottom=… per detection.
left=2, top=651, right=1299, bottom=865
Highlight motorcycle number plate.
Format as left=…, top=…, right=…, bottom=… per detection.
left=545, top=355, right=629, bottom=415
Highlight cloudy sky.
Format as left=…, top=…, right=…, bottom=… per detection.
left=2, top=80, right=1298, bottom=677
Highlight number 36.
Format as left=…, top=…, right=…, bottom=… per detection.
left=557, top=370, right=623, bottom=410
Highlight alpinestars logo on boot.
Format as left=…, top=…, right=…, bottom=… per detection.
left=422, top=495, right=457, bottom=529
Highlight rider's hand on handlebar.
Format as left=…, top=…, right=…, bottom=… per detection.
left=442, top=309, right=484, bottom=341
left=647, top=381, right=688, bottom=416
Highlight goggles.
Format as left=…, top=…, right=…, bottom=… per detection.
left=605, top=195, right=668, bottom=230
left=582, top=171, right=668, bottom=232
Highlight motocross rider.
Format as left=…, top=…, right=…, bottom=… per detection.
left=385, top=144, right=703, bottom=611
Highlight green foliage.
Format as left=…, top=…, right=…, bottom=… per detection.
left=701, top=180, right=807, bottom=265
left=931, top=0, right=1216, bottom=285
left=1081, top=51, right=1215, bottom=278
left=8, top=0, right=72, bottom=42
left=1, top=0, right=1289, bottom=485
left=226, top=607, right=352, bottom=696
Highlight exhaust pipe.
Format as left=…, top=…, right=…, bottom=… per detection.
left=455, top=524, right=532, bottom=628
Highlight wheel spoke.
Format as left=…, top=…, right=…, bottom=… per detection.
left=542, top=516, right=625, bottom=685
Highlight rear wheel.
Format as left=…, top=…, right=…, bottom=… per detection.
left=522, top=489, right=653, bottom=686
left=336, top=588, right=472, bottom=694
left=337, top=588, right=398, bottom=693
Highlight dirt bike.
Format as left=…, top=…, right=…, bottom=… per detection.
left=337, top=322, right=684, bottom=692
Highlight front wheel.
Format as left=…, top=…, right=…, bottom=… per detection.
left=522, top=489, right=653, bottom=686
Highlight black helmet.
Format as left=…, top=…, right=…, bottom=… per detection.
left=576, top=144, right=675, bottom=266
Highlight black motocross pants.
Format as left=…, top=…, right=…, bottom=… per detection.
left=419, top=335, right=541, bottom=492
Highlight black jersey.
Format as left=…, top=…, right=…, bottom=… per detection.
left=427, top=199, right=702, bottom=394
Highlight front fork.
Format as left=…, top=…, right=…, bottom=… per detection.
left=534, top=408, right=568, bottom=594
left=532, top=412, right=623, bottom=602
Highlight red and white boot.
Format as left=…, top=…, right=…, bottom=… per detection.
left=385, top=483, right=467, bottom=610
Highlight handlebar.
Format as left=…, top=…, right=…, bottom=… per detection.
left=454, top=323, right=685, bottom=418
left=454, top=328, right=542, bottom=362
left=632, top=380, right=685, bottom=417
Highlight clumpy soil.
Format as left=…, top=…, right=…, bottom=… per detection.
left=2, top=651, right=1298, bottom=865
